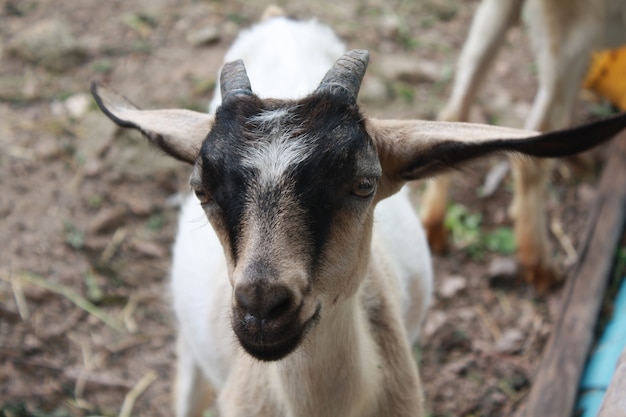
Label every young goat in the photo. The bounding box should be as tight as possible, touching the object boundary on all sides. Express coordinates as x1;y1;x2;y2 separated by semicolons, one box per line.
91;15;626;417
420;0;626;291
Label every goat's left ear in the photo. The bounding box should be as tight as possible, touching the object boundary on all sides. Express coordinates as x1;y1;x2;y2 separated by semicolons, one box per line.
90;81;215;164
367;113;626;196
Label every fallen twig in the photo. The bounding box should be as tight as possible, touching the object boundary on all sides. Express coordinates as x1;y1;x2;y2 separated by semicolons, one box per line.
10;270;30;320
68;332;95;400
0;271;123;331
474;304;503;342
120;295;139;333
118;370;158;417
550;218;578;267
101;227;128;264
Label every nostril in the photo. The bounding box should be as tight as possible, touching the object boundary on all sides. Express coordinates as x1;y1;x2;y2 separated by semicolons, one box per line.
235;288;255;316
266;289;291;320
235;283;294;321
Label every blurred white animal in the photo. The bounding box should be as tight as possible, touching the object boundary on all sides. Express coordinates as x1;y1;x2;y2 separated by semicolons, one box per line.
421;0;626;291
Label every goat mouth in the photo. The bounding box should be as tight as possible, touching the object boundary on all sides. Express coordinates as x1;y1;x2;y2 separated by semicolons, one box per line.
234;304;321;362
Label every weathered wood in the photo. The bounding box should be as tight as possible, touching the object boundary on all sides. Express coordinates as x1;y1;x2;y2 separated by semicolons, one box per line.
518;130;626;417
597;346;626;417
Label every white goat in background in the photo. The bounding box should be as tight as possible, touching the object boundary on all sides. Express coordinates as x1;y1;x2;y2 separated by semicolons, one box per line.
92;13;626;417
420;0;626;291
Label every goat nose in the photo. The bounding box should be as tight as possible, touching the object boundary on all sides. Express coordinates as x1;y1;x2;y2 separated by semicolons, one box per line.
235;283;293;322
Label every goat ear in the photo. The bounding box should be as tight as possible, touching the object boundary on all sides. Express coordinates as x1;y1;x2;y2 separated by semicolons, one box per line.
368;113;626;195
90;81;214;164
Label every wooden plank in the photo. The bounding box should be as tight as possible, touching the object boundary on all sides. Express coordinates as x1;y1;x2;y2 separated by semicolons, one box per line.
518;130;626;417
597;346;626;417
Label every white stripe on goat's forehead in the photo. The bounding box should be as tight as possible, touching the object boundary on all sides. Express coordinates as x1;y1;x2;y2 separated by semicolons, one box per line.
248;107;291;127
201;92;380;264
242;108;313;184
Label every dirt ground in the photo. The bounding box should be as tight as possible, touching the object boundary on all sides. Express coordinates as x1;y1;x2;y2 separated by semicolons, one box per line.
1;0;624;416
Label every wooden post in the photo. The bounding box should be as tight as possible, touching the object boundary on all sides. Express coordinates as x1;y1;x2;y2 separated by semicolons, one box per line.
597;346;626;417
518;130;626;417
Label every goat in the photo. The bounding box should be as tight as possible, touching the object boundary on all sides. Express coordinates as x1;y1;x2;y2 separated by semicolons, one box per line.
420;0;626;291
91;14;626;417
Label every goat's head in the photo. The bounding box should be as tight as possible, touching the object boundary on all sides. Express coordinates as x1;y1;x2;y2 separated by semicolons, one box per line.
193;51;379;360
91;50;626;361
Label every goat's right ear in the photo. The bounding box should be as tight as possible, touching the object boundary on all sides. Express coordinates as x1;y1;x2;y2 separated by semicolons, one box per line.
90;81;215;164
367;112;626;197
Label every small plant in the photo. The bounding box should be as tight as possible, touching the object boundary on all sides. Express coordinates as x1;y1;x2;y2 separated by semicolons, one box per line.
83;270;104;303
484;227;516;254
444;203;516;260
88;194;104;209
92;59;113;74
0;402;75;417
588;101;618;118
394;83;415;102
123;12;158;38
64;221;84;249
145;213;165;232
445;203;482;251
226;12;246;25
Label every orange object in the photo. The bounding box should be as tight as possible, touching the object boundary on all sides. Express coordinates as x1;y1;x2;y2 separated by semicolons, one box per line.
584;46;626;111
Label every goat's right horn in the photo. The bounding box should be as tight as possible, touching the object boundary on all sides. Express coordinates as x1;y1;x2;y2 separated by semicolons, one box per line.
316;49;369;104
220;59;253;101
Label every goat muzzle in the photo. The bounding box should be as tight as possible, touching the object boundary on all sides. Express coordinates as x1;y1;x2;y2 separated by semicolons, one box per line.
232;279;318;361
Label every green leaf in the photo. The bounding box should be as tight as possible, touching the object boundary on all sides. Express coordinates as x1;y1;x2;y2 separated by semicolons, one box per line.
484;227;516;254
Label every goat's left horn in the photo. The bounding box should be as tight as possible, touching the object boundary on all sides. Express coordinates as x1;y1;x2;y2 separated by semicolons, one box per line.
220;59;253;101
316;49;369;104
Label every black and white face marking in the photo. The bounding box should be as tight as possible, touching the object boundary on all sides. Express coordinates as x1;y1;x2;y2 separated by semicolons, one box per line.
193;91;381;360
197;92;380;265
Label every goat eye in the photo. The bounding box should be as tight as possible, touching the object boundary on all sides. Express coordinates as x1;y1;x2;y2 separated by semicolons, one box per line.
352;178;376;198
194;187;211;204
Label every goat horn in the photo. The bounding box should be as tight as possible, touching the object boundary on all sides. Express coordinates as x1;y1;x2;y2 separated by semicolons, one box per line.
220;59;253;101
316;49;369;103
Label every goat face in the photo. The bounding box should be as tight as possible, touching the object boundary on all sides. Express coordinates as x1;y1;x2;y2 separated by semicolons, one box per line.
191;54;380;361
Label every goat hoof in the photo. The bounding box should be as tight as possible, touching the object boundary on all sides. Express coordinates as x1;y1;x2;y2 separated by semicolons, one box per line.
520;262;564;294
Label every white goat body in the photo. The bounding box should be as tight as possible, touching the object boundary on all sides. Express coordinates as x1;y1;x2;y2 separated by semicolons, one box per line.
178;17;432;417
91;13;626;417
420;0;626;291
173;18;433;416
